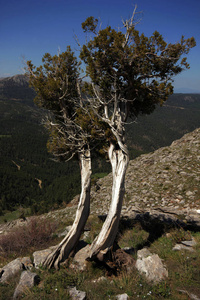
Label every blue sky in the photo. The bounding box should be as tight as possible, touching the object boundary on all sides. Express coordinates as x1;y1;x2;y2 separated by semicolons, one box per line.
1;0;200;92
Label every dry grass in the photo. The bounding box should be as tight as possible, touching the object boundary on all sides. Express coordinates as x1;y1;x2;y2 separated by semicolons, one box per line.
0;217;58;260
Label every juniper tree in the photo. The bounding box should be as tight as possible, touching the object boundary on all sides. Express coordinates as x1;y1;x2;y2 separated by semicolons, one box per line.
80;9;196;261
27;8;196;267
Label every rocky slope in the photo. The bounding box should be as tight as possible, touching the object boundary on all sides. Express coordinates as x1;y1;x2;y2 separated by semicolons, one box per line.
90;127;200;216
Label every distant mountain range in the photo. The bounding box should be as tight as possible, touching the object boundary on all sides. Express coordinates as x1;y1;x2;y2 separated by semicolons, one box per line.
174;87;200;94
1;74;199;94
0;74;35;103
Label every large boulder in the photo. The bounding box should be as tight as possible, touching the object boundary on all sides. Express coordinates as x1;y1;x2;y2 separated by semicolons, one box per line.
0;257;32;283
13;270;40;299
135;248;168;284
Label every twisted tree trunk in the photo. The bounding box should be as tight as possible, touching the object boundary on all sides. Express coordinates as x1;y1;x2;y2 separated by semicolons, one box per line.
43;149;92;269
87;143;129;261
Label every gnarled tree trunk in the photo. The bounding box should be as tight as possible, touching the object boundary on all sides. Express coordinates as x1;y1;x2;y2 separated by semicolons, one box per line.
43;148;92;269
87;143;129;261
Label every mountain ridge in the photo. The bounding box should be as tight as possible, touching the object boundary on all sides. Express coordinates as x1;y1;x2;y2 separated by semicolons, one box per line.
1;74;200;94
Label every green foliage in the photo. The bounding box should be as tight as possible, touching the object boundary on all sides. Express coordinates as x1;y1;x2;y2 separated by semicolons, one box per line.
27;46;80;112
152;281;171;298
0;274;21;300
80;15;196;120
84;215;104;244
118;226;149;252
27;46;91;162
170;228;192;243
42;269;77;294
82;16;98;33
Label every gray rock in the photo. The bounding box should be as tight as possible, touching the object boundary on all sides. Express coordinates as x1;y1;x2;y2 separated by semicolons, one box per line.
137;248;152;259
33;246;56;268
116;293;129;299
172;244;195;252
13;270;40;299
0;257;32;283
181;238;197;247
178;289;200;300
21;257;33;270
70;244;90;271
136;249;168;283
58;225;72;237
92;276;107;283
68;286;86;300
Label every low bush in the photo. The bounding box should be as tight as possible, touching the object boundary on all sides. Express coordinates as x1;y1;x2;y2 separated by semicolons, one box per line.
0;217;58;258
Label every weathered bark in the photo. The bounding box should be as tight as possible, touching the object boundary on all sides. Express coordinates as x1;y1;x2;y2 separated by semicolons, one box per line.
43;149;91;269
88;143;129;260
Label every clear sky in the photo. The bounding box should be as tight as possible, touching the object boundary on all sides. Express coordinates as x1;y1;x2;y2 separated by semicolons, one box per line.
1;0;200;92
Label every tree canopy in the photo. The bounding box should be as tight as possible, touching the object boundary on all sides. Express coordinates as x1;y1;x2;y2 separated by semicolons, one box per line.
80;13;196;121
27;11;196;159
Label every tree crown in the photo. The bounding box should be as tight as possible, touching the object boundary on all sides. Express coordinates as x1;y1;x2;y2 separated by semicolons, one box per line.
27;9;196;158
80;15;196;119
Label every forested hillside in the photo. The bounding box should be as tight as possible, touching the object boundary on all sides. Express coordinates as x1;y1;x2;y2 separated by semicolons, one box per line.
0;75;200;217
126;93;200;157
0;76;82;215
